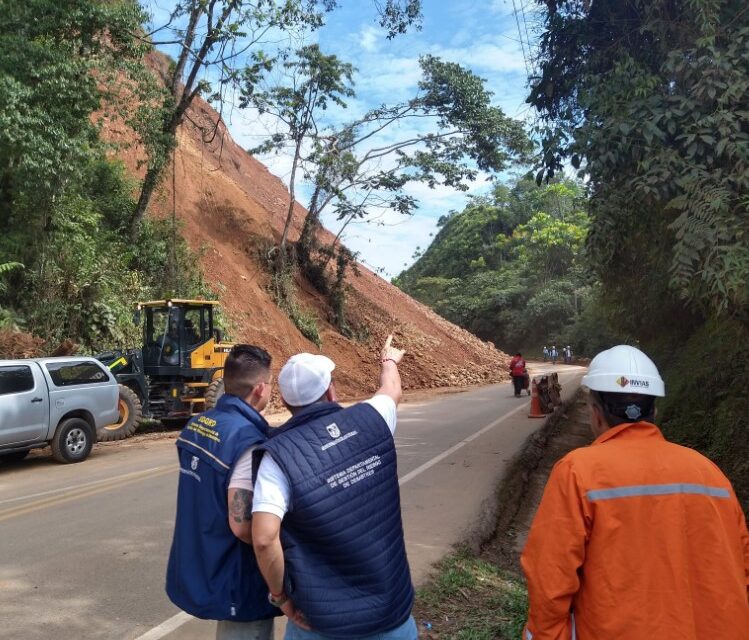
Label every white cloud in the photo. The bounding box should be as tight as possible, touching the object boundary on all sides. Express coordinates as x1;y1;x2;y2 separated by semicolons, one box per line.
432;39;528;75
355;55;423;100
358;25;382;53
489;0;509;14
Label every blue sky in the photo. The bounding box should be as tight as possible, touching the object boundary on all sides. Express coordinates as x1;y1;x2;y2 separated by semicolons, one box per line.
146;1;539;278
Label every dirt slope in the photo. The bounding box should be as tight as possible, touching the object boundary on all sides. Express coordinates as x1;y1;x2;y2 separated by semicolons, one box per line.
104;65;510;399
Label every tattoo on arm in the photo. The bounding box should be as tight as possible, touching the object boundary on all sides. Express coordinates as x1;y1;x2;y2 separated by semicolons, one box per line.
230;489;253;524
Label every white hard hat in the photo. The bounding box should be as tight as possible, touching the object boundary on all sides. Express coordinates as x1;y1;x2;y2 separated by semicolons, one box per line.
278;353;336;407
582;345;665;397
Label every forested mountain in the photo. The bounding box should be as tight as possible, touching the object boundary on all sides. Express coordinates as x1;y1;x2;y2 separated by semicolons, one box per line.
396;177;620;354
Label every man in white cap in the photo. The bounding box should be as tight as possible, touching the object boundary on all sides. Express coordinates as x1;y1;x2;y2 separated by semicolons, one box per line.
521;344;749;640
251;336;417;640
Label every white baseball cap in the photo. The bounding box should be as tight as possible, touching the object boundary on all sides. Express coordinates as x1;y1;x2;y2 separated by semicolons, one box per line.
278;353;336;407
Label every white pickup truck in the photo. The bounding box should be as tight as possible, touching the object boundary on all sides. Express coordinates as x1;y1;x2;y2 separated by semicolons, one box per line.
0;357;120;463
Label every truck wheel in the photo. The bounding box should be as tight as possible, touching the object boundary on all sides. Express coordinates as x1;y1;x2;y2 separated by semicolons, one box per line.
99;385;143;442
204;378;225;410
51;418;94;463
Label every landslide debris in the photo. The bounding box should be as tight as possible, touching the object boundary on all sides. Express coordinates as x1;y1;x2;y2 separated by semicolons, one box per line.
100;52;510;398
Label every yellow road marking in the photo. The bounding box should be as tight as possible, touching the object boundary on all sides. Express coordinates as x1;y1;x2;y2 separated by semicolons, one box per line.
0;466;174;523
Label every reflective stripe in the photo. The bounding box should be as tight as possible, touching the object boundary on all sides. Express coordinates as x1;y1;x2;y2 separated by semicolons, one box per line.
177;437;230;470
571;612;576;640
524;629;533;640
587;483;730;501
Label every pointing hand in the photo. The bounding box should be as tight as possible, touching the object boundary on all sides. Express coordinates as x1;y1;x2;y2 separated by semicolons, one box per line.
381;334;405;364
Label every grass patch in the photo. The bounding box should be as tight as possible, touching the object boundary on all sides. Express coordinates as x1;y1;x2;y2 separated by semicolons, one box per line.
287;303;321;348
264;247;322;348
414;547;527;639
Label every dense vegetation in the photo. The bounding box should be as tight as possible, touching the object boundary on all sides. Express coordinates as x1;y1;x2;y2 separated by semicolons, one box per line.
0;1;211;352
396;177;623;355
528;0;749;508
400;0;749;507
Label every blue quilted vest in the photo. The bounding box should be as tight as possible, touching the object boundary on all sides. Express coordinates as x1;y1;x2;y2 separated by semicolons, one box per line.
166;394;279;622
256;402;414;637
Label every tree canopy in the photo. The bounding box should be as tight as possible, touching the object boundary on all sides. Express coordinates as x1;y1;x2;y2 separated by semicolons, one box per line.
529;0;749;320
395;177;602;350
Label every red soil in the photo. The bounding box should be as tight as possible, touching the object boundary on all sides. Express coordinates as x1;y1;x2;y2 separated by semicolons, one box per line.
100;57;510;400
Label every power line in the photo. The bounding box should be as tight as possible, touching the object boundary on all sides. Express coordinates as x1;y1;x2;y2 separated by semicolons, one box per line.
511;0;532;79
519;0;535;75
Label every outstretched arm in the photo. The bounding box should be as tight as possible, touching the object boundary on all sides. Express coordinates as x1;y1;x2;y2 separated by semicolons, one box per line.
375;334;405;406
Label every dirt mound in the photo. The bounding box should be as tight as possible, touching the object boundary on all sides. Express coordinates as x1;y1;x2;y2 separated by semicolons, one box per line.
104;55;510;398
0;330;46;359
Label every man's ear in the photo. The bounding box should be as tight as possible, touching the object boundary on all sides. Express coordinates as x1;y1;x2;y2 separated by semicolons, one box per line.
325;383;337;403
589;401;608;437
246;383;263;408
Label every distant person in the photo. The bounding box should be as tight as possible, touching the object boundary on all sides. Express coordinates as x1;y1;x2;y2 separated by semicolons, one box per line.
160;321;181;365
563;345;572;364
184;318;200;347
166;345;279;640
550;345;558;365
251;336;417;640
521;345;749;639
509;352;528;398
542;346;549;362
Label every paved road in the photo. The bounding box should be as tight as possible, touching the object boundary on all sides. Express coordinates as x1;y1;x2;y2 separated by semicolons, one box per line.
0;364;584;640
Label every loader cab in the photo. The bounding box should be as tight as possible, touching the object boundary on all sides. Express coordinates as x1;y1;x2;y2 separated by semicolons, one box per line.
138;300;218;374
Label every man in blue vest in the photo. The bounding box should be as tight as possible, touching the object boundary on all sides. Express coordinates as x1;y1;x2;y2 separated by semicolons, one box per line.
166;345;280;640
251;336;417;640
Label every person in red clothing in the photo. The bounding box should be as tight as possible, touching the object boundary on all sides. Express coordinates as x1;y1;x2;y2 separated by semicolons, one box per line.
509;352;528;397
521;344;749;640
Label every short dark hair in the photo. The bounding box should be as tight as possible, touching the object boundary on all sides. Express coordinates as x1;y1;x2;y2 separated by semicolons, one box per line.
223;344;272;398
590;390;655;427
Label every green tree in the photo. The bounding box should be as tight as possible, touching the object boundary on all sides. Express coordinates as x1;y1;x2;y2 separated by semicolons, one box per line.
244;44;356;250
0;0;145;233
305;56;531;266
128;0;424;237
529;0;749;505
528;0;749;318
512;210;587;283
396;178;590;349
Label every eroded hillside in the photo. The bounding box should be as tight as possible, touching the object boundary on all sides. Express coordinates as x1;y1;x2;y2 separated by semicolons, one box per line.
103;63;510;399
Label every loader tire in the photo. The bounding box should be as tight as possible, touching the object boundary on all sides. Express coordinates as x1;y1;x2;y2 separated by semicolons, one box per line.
205;378;225;410
99;385;142;441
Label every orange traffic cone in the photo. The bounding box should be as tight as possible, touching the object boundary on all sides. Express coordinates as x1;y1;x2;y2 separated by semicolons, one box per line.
528;378;546;418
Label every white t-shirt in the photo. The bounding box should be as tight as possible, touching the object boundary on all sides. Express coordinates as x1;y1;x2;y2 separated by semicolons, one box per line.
251;395;397;519
228;445;257;492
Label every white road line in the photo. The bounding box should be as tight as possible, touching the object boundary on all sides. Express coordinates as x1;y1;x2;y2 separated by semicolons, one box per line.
133;612;193;640
0;466;169;506
135;373;580;640
399;401;530;486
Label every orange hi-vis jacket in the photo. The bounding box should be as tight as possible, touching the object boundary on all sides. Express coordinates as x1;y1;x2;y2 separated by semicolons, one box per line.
521;421;749;640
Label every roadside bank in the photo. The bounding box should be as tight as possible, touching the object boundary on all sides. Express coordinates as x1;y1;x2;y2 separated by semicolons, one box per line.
414;390;593;638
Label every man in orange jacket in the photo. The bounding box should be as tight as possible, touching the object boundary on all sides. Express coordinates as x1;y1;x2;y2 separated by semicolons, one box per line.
521;345;749;639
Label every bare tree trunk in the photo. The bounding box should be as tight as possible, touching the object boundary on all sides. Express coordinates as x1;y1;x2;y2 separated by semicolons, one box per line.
322;214;354;269
129;1;239;238
280;137;304;250
130;158;167;238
